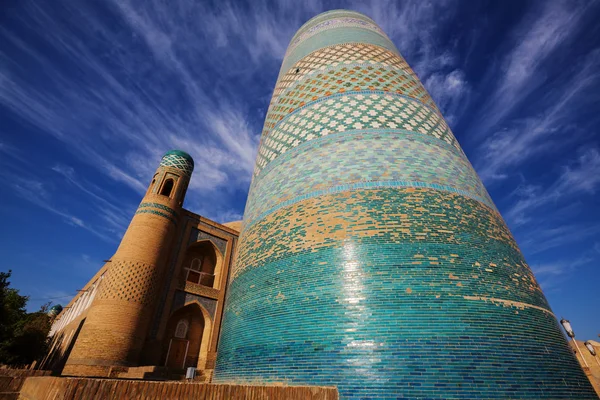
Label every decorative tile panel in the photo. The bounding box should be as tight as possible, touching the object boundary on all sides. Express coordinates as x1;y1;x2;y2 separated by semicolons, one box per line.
285;17;389;58
135;202;178;225
171;290;217;319
138;202;178;218
189;228;228;255
262;64;438;141
246;132;494;227
280;28;400;77
254;93;453;177
272;43;413;105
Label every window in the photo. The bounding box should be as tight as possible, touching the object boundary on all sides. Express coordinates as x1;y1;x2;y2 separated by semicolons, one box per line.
184;256;215;287
160;178;174;197
174;319;188;339
147;175;158;196
185;257;203;284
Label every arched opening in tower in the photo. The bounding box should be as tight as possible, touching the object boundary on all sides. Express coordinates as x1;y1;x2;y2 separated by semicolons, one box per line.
160;178;174;197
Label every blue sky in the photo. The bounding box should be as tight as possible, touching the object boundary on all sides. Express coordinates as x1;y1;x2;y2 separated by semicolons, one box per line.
1;0;599;339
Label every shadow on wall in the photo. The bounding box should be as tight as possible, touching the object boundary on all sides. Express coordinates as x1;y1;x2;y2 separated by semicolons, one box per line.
37;319;85;375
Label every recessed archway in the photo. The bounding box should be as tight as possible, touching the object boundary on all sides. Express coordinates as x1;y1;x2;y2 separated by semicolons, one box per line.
160;178;175;197
163;303;212;370
182;240;224;289
162;301;213;370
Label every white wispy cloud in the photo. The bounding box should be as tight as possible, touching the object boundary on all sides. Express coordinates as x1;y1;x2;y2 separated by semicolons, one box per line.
0;139;127;241
474;0;590;135
0;0;267;225
7;175;116;243
0;141;27;163
476;48;600;182
531;253;593;291
51;164;133;233
357;0;470;124
505;147;600;225
359;0;458;75
1;0;473;227
519;223;600;255
1;0;597;234
424;69;470;124
554;147;600;194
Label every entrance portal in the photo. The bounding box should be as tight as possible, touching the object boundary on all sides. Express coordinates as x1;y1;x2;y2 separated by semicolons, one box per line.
163;304;205;369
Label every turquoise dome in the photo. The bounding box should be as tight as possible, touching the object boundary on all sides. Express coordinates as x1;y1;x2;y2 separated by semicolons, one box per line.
160;150;194;176
48;304;63;316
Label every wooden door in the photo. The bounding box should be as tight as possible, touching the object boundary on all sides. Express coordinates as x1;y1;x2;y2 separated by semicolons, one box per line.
166;338;188;368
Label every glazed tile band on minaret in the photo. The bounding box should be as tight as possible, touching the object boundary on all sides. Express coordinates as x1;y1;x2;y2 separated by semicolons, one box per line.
213;10;597;399
62;150;194;377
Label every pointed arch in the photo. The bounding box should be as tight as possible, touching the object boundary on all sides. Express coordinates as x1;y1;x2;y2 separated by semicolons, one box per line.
160;178;175;197
183;239;225;290
165;301;213;370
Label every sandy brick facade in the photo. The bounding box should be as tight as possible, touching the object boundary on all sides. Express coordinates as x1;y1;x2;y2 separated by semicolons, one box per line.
43;151;239;380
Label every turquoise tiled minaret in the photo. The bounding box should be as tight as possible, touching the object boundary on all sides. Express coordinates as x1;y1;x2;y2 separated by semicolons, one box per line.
214;10;597;399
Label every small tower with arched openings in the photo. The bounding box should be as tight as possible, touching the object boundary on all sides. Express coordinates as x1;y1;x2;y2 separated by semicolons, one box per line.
63;150;194;377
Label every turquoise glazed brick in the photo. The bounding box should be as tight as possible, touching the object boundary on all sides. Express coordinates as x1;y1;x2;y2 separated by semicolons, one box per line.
213;9;597;399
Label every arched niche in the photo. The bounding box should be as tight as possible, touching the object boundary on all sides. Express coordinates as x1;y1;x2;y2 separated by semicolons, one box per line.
182;240;224;290
162;302;212;370
160;178;175;197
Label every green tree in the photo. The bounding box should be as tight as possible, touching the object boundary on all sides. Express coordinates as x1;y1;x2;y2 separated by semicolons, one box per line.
0;270;51;366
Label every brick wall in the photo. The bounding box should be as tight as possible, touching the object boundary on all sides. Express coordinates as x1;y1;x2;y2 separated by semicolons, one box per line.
570;340;600;397
18;377;338;400
63;156;192;376
0;370;50;400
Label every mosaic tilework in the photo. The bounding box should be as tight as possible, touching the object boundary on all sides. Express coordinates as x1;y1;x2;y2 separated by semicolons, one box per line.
254;93;453;177
215;9;597;399
138;202;178;218
290;10;377;38
159;150;194;177
246;133;494;226
234;189;532;300
286;17;388;58
280;27;399;78
135;202;178;225
262;65;437;143
217;258;593;399
189;228;228;254
171;290;217;319
272;43;412;106
217;189;596;398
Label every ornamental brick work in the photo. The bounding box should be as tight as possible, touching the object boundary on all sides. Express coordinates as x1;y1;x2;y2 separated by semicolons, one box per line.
62;152;195;376
96;260;160;305
213;9;598;399
47;148;238;382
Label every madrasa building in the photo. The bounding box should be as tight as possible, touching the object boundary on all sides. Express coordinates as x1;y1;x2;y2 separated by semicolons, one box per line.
40;10;598;399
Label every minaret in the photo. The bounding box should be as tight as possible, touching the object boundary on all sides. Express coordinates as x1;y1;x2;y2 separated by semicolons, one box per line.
214;10;597;399
63;150;194;377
